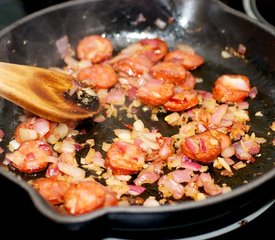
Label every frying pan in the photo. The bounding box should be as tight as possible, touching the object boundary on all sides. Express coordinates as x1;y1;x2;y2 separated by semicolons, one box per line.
0;0;274;236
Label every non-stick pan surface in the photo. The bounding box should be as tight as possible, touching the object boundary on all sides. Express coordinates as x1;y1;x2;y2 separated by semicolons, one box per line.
0;0;274;233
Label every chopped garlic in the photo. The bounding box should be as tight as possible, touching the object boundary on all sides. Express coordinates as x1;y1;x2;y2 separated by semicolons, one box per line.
255;111;263;117
270;121;275;131
221;50;232;58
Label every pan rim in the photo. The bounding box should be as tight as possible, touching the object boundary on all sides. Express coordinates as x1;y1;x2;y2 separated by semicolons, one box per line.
0;165;274;224
0;0;274;38
242;0;275;31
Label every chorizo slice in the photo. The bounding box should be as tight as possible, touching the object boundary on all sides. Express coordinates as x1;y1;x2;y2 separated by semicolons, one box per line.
139;38;168;63
33;177;70;205
164;50;204;70
164;91;199;112
6;140;53;173
150;61;187;85
64;181;106;215
137;82;174;106
212;75;251;103
105;141;145;175
119;38;168;63
76;35;113;63
112;55;153;77
78;64;118;89
181;131;221;163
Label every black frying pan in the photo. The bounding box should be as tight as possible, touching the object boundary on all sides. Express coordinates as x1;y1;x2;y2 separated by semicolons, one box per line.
0;0;274;236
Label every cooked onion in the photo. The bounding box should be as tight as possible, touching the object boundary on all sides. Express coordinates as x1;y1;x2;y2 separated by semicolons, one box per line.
18;128;37;142
143;196;160;207
221;145;235;158
57;162;85;181
127;185;146;196
0;128;4;140
55;35;71;58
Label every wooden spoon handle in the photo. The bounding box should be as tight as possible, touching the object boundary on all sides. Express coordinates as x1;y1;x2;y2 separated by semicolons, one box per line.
0;62;97;122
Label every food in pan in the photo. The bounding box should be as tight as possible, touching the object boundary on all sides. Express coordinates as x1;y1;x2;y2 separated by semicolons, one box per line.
0;35;266;215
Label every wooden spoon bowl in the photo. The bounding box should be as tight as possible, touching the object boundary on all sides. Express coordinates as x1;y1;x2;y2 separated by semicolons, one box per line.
0;62;99;122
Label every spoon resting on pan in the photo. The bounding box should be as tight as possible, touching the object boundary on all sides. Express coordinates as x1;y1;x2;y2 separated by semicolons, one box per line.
0;62;99;122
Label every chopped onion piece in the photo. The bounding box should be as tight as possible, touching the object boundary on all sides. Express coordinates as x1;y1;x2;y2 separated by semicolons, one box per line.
270;122;275;131
154;18;167;29
33;119;50;137
221;50;231;58
249;86;258;99
217;157;232;172
8;139;20;151
46;134;59;145
115;175;132;181
255;111;263;117
128;185;146;196
138;132;160;150
221;145;235;158
102;142;111;152
143;196;160;207
93;152;105;167
181;156;202;171
18;128;37;142
238;43;246;55
60;140;75;153
93;114;106;123
44;156;59;163
55;123;69;139
237;102;249;110
57;162;85;181
106;89;126;106
114;129;132;140
55;35;71;58
0;128;4;140
3;158;10;165
133;119;145;131
165;112;181;125
211;104;228;125
233;161;247;170
170;169;192;183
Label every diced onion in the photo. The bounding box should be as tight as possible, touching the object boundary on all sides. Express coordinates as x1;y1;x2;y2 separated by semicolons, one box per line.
57;162;85;181
154;18;167;29
114;129;132;140
133;119;145;131
8;139;20;151
233;161;247;170
60;140;75;153
0;146;4;154
55;123;69;139
143;196;160;207
55;35;71;58
0;129;5;140
128;185;146;196
18;128;37;141
138;132;160;150
165;112;181;125
221;145;235;158
217;157;232;172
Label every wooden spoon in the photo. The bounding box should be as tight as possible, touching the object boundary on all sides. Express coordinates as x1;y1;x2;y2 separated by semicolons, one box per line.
0;62;99;122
